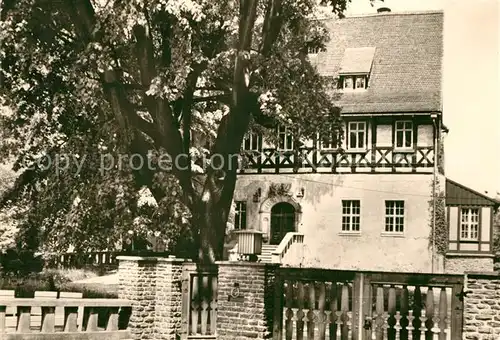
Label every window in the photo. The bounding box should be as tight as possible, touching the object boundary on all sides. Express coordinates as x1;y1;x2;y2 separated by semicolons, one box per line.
234;201;247;230
307;46;324;54
342;200;361;232
341;75;368;90
348;122;366;150
243;132;261;151
395;121;413;149
319;126;338;149
278;125;294;151
385;201;404;233
460;208;479;240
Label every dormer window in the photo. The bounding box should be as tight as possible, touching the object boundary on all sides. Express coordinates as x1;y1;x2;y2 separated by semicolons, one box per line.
338;47;376;91
341;75;368;90
307;46;324;54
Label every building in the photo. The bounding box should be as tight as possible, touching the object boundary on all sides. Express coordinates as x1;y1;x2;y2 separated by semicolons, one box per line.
226;9;499;273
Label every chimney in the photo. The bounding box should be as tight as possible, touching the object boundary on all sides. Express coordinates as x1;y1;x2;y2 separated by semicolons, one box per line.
377;7;391;13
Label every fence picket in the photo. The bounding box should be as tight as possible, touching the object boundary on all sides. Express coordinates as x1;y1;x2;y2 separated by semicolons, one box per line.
41;305;56;332
86;308;98;331
285;282;294;340
329;283;338;339
375;286;384;340
17;306;31;332
318;283;326;340
425;288;434;340
190;275;200;335
200;275;209;335
335;311;342;340
307;282;316;340
382;312;389;340
106;307;119;331
297;282;305;340
394;312;402;340
419;310;427;340
400;286;409;340
340;284;349;340
407;310;415;339
388;286;396;340
413;286;422;338
209;275;217;335
63;307;78;332
438;288;447;340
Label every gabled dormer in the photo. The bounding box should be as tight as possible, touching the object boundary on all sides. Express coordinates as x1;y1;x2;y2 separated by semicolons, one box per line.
337;47;376;92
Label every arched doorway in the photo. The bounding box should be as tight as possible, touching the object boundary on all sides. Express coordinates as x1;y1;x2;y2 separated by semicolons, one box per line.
270;202;296;245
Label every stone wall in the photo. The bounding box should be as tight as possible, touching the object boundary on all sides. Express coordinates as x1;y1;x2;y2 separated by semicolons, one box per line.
117;256;186;340
463;272;500;340
216;262;278;340
445;256;494;274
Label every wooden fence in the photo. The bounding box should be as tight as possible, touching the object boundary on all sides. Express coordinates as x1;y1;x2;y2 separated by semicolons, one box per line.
45;251;119;269
272;268;464;340
0;297;132;339
181;265;218;340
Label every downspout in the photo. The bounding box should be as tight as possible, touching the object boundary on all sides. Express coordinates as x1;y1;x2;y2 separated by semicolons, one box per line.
431;113;440;273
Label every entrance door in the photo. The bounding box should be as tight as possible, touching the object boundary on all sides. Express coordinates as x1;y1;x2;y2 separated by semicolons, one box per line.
270;202;295;245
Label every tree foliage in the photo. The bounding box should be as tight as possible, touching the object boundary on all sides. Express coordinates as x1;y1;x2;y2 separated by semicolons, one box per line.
428;177;447;256
0;0;356;262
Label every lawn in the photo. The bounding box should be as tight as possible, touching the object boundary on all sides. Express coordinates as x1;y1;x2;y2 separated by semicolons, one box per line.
0;268;118;298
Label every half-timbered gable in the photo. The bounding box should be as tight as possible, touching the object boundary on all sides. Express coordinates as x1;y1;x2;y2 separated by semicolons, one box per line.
446;179;499;255
240;11;444;174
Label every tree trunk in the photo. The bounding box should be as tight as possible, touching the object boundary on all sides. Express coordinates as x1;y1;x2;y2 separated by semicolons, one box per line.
192;168;238;264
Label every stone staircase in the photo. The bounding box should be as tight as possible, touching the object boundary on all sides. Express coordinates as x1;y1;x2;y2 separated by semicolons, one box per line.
258;244;277;263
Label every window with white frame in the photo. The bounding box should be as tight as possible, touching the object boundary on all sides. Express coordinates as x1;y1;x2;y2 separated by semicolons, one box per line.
341;75;368;90
460;208;479;240
395;121;413;149
342;200;361;232
385;201;404;233
348;122;366;150
277;125;294;151
234;201;247;230
243;132;261;151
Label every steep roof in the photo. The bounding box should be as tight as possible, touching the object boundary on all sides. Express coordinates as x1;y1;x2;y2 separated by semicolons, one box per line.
310;11;444;114
446;178;500;207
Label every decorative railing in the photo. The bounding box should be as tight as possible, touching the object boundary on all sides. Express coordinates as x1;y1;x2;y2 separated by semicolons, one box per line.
0;297;132;339
181;264;218;339
240;146;434;173
273;268;464;340
271;232;304;264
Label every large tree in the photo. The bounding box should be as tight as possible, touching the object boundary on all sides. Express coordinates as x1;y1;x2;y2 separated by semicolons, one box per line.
0;0;353;263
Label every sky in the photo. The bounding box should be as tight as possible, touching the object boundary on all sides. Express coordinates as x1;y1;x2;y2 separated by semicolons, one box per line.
344;0;500;198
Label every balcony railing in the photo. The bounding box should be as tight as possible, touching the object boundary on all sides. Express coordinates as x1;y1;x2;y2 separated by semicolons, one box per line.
239;146;434;173
271;232;305;264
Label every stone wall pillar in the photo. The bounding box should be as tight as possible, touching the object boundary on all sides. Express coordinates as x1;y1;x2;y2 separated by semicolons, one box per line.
463;272;500;340
216;261;280;340
117;256;187;340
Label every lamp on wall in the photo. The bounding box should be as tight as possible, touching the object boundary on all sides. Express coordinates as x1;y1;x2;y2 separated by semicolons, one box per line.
297;188;305;198
253;188;261;202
